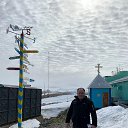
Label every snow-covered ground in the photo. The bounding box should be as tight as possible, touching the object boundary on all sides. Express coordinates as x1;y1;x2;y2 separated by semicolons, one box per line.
97;106;128;128
9;101;128;128
9;119;40;128
41;94;75;118
42;94;128;128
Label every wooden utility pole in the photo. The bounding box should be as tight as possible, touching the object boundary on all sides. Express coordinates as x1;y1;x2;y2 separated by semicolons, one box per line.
48;51;50;96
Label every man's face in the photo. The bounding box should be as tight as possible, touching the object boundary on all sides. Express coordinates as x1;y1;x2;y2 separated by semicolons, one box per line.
77;88;85;100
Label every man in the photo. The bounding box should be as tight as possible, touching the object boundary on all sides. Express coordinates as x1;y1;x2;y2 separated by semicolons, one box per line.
65;88;97;128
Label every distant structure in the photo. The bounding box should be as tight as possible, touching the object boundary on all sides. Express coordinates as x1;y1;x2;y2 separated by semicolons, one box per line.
105;71;128;105
88;64;111;109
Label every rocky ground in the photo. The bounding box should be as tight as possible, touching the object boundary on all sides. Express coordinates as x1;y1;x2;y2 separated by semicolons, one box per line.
37;109;69;128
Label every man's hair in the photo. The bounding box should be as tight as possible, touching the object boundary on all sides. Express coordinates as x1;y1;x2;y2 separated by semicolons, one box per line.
77;88;85;92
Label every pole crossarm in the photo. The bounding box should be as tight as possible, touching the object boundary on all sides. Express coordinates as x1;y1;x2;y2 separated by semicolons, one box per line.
23;50;39;53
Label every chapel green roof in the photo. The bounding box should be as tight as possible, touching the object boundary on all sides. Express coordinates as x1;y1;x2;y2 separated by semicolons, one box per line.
105;71;128;83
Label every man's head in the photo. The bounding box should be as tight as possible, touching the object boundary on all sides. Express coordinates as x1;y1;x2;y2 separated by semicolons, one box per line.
77;88;85;100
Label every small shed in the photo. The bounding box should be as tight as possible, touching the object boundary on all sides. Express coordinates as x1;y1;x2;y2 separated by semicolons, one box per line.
88;74;111;109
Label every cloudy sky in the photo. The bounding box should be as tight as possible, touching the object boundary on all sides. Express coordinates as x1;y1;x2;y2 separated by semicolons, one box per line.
0;0;128;90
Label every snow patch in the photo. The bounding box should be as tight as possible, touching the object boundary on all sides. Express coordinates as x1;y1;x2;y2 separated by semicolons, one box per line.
97;106;128;128
9;119;40;128
41;94;74;118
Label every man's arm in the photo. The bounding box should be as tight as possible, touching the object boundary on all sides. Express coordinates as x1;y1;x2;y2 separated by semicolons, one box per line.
89;101;97;127
65;102;73;123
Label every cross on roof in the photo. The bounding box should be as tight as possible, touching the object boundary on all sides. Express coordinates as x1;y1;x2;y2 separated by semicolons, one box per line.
95;64;103;74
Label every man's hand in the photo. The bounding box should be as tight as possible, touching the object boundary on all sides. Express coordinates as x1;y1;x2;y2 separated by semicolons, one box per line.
65;123;70;128
91;125;96;128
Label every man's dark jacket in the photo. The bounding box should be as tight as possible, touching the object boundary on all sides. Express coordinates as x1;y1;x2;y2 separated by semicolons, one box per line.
65;96;97;128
